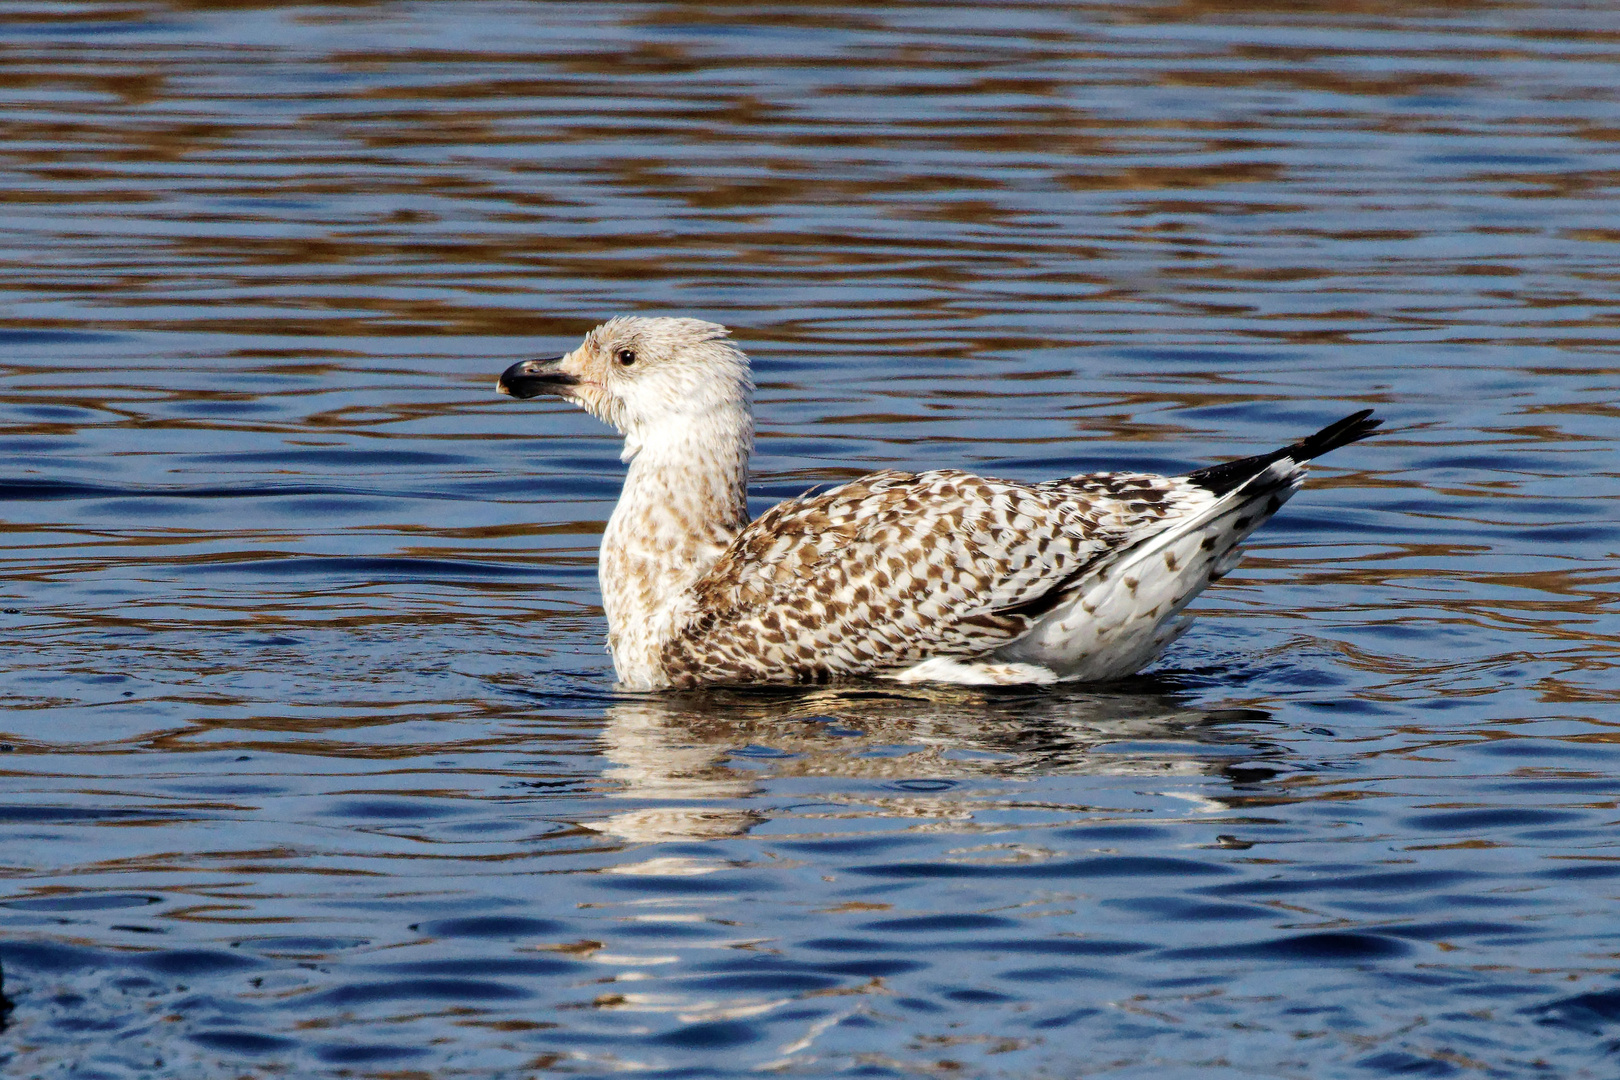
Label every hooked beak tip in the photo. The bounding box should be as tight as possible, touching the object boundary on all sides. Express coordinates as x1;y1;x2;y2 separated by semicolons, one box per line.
497;355;577;400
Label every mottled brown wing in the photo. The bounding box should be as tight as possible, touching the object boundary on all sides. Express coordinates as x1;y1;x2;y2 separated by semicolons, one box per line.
656;468;1192;686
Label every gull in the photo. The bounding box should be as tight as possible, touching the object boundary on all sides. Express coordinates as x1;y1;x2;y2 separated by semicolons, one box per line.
498;317;1378;691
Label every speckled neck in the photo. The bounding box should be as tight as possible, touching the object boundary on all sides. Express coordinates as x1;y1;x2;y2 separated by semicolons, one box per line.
598;406;752;689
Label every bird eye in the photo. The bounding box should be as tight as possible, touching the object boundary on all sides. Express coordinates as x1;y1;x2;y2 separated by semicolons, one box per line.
614;348;636;366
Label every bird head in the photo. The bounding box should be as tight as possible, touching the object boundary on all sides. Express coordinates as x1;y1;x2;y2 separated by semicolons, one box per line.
498;316;753;458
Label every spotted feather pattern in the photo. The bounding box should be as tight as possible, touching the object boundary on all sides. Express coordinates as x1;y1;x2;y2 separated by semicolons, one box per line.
655;468;1216;687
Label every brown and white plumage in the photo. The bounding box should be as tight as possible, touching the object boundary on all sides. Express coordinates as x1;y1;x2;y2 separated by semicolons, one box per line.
498;317;1379;691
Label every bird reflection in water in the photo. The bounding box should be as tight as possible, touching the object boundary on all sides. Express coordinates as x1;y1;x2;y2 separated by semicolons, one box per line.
589;680;1279;842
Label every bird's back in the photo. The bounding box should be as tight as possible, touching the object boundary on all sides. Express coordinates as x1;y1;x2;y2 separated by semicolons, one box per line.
655;467;1218;687
652;410;1380;688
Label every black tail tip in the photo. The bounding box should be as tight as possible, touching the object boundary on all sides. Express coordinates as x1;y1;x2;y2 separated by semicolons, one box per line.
1184;408;1381;496
1294;408;1382;462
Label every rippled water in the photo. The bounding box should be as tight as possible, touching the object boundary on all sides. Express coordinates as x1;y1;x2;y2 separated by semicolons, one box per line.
1;1;1618;1076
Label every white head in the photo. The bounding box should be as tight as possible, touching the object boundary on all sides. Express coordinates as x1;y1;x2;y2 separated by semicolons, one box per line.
498;316;753;461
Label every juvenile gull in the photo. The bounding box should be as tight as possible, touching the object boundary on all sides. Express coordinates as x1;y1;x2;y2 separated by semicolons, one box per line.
498;317;1379;691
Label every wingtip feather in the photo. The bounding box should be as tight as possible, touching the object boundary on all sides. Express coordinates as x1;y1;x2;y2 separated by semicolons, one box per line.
1184;408;1380;496
1290;408;1382;462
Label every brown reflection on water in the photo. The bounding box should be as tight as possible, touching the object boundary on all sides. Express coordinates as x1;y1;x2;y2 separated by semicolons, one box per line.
592;685;1275;840
0;5;1618;1075
1139;0;1499;18
0;0;1605;351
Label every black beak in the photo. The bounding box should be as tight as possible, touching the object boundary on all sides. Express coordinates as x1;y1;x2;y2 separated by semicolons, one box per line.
497;355;578;399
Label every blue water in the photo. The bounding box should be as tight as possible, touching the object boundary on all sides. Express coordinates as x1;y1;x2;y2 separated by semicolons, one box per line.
1;1;1618;1077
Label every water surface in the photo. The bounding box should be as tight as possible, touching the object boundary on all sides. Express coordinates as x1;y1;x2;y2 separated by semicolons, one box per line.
1;1;1618;1077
